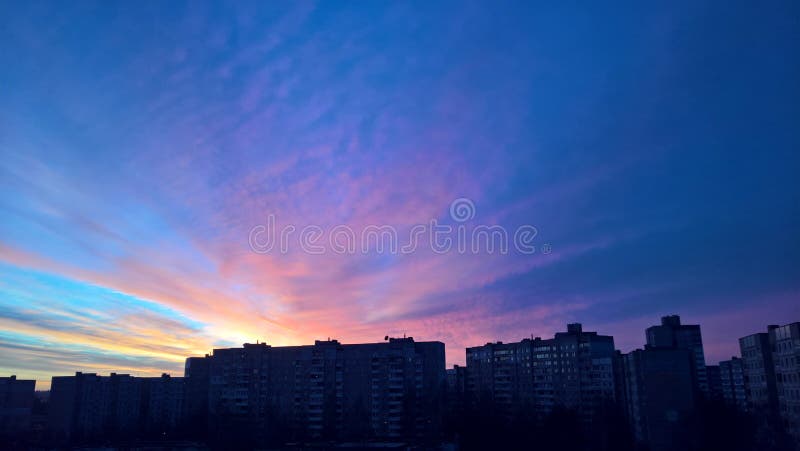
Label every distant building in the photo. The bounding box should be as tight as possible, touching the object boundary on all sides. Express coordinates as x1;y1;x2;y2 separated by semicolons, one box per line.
49;372;117;442
719;357;748;411
465;340;530;416
202;337;445;444
770;322;800;444
0;375;36;438
646;315;709;396
617;347;695;451
533;323;616;419
465;324;616;421
445;365;466;414
612;350;628;410
183;355;210;432
707;365;722;400
47;372;185;444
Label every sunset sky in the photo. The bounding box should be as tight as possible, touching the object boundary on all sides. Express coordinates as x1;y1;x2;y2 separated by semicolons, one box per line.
1;1;798;389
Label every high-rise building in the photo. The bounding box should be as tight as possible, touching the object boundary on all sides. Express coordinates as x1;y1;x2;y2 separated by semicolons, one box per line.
646;315;708;395
534;323;616;419
0;375;35;438
47;372;184;444
142;373;185;436
183;355;210;432
617;347;695;451
465;324;616;420
719;357;748;411
739;329;779;416
203;337;445;444
770;322;800;444
465;340;531;416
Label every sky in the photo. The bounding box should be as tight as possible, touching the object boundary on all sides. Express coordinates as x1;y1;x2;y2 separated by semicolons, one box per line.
1;1;798;389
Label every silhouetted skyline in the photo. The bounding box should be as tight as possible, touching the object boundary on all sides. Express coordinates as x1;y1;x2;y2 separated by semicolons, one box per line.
3;316;799;450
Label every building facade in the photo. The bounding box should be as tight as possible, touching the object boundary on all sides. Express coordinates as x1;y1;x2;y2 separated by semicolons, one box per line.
183;355;210;431
707;364;722;400
771;322;800;444
465;340;531;416
142;374;185;435
0;375;35;438
719;357;748;411
646;315;709;396
47;372;185;444
445;364;466;414
202;337;445;444
617;347;695;451
465;324;616;421
533;323;616;419
739;330;780;416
